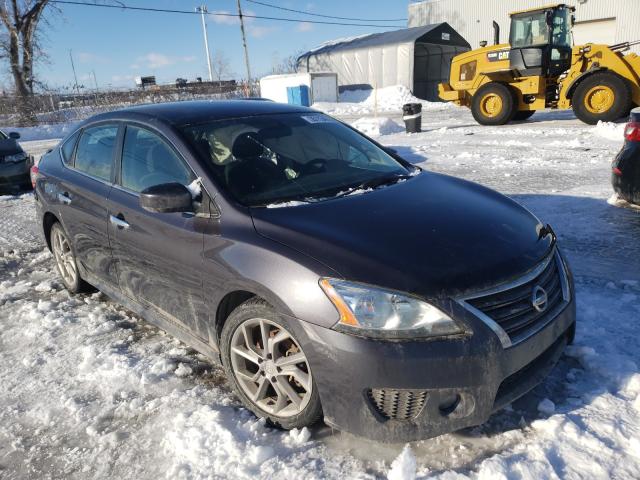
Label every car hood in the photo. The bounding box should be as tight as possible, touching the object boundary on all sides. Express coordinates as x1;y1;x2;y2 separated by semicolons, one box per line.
0;139;24;157
250;172;554;299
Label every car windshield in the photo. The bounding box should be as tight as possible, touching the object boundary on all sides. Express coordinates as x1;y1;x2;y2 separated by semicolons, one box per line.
0;130;7;140
181;112;413;206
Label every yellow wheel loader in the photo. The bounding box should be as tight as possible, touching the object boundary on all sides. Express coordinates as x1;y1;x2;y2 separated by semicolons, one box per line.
438;4;640;125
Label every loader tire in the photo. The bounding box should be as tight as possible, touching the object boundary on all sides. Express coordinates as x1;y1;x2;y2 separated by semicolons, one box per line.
572;72;632;125
513;110;536;121
471;83;517;126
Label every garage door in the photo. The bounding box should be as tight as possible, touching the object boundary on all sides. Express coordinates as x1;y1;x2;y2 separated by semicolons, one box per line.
573;18;617;46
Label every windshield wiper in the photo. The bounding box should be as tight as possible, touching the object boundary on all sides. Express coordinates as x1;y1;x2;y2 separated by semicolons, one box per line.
335;174;412;198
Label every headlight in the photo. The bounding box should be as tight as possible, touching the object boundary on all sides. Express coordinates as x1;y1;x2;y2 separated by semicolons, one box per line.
320;278;464;339
5;152;28;163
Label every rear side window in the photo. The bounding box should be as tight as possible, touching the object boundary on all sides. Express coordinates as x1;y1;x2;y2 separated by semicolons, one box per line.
120;125;194;193
74;125;118;182
61;130;80;166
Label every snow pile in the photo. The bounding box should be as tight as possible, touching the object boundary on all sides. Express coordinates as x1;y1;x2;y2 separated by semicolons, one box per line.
387;444;417;480
593;120;626;142
351;117;404;137
314;85;451;116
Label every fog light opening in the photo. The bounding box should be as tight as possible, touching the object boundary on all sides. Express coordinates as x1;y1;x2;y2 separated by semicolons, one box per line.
438;394;462;416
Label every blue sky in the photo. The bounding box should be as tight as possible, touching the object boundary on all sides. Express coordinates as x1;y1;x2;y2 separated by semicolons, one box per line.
34;0;409;91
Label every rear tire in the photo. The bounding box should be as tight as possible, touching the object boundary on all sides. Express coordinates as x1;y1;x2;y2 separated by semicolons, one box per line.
471;83;517;126
49;222;93;293
220;298;323;430
513;110;536;121
572;72;632;125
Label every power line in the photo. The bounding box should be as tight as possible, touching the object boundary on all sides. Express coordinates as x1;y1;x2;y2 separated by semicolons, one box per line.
245;0;407;22
48;1;405;28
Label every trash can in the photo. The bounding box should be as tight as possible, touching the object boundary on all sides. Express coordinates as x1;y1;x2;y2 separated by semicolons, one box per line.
402;103;422;133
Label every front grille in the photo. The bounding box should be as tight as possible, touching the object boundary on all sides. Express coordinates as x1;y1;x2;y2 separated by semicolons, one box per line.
367;388;427;421
463;251;568;345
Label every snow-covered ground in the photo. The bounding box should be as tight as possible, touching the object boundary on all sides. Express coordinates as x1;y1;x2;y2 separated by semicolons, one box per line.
1;98;640;479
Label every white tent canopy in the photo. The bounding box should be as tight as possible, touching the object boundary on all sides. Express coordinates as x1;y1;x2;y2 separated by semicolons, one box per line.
297;24;470;101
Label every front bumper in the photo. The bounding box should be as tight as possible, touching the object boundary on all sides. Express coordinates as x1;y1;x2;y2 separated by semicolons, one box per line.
287;272;576;443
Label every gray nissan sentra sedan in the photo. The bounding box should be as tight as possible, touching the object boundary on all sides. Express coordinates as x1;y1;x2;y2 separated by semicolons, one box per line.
33;101;576;442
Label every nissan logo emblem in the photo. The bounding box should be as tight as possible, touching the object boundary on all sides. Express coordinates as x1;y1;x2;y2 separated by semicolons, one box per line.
531;285;548;313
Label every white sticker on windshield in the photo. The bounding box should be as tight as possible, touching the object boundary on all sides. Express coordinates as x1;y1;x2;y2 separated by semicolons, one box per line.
301;114;334;124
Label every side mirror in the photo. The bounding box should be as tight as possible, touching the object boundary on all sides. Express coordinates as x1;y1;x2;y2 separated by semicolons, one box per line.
140;182;193;213
9;132;20;139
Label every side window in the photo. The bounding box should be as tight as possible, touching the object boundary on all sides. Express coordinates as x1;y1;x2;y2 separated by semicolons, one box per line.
121;125;194;193
61;130;80;166
74;125;118;181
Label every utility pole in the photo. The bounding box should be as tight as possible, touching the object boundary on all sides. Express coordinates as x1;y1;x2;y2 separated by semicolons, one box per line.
92;70;100;105
196;5;214;82
237;0;252;90
92;70;99;91
69;49;80;95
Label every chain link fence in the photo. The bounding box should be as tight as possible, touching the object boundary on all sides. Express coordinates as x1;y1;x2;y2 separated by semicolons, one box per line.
0;81;258;127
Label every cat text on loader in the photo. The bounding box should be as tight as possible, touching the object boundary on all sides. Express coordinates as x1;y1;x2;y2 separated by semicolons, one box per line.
438;4;640;125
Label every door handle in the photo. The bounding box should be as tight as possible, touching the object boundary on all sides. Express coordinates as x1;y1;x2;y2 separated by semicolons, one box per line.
58;192;71;205
110;214;130;230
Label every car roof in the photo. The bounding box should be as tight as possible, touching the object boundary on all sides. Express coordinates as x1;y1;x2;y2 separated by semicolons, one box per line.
87;100;316;127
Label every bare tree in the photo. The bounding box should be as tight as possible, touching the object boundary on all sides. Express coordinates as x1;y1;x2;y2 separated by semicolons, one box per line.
0;0;51;124
211;49;232;84
270;50;303;75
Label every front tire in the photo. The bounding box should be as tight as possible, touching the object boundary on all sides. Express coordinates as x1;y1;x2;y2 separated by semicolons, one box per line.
572;72;632;125
220;298;323;430
471;82;517;126
50;222;92;293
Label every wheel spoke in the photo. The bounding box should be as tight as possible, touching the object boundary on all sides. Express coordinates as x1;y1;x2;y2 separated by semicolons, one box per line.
231;346;261;365
237;369;261;383
241;324;262;358
270;382;290;413
259;320;270;354
280;365;310;391
274;352;305;367
252;376;269;402
275;377;301;408
268;329;291;355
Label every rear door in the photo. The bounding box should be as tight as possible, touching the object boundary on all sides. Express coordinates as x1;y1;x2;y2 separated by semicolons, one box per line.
57;123;120;286
108;123;208;335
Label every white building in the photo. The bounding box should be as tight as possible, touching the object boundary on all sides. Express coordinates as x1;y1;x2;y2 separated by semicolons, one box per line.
408;0;640;53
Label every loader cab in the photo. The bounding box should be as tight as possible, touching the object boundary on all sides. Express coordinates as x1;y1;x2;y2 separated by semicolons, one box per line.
508;4;574;77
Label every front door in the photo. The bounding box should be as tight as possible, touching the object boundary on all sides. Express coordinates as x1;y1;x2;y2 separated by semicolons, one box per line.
108;124;207;335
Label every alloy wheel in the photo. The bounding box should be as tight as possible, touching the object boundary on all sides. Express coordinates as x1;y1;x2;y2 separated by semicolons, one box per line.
51;228;77;287
229;318;312;418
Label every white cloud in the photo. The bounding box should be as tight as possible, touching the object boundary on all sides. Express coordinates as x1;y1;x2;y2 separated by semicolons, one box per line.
208;8;277;38
210;10;239;25
250;25;278;38
134;53;196;70
140;52;172;68
111;74;134;85
296;22;313;32
76;52;108;64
